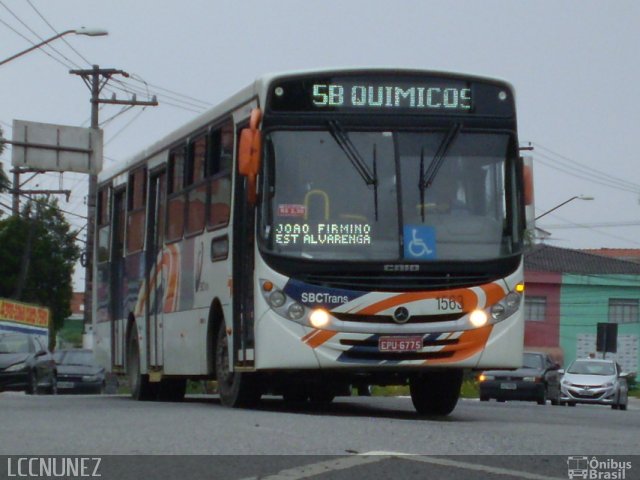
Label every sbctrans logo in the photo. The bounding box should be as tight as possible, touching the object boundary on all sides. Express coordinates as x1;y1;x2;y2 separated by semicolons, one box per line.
567;456;632;480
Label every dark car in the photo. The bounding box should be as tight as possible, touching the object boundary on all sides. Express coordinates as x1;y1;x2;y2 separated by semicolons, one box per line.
0;332;57;394
53;349;106;394
478;351;561;405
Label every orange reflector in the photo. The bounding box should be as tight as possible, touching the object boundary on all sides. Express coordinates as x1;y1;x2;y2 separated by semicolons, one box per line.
262;281;274;292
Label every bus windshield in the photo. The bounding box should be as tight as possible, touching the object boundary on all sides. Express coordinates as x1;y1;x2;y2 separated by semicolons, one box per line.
260;128;519;262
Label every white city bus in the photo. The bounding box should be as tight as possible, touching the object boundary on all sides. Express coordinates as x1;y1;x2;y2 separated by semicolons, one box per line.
93;68;531;415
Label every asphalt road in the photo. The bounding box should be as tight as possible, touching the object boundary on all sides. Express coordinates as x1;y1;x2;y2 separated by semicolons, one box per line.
1;392;639;479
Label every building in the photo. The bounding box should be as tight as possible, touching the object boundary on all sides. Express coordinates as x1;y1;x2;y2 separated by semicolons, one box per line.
524;245;640;374
583;248;640;264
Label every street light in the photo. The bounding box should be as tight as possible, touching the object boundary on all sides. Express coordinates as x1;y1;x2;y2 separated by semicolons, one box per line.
0;28;108;67
535;195;594;221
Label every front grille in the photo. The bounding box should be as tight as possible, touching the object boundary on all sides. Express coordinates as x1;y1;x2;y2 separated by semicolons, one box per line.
297;272;497;292
332;312;465;324
571;392;605;400
342;350;455;361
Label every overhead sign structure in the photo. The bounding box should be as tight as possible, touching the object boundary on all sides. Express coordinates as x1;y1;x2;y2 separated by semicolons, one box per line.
11;119;103;174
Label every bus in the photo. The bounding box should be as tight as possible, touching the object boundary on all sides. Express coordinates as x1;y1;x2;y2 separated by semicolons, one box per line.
93;68;532;415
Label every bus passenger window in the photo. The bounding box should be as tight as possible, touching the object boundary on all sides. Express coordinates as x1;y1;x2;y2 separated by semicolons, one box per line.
207;120;233;230
188;136;206;186
186;136;207;235
126;168;146;253
169;148;186;194
167;147;186;242
97;186;111;263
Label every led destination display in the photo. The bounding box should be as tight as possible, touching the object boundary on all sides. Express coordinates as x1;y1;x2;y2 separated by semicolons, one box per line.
310;84;471;111
269;73;515;117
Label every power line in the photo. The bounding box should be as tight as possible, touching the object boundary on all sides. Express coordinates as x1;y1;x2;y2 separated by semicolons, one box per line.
525;141;640;195
534;152;639;194
0;1;80;70
25;0;91;67
537;209;640;247
128;73;212;108
531;142;640;192
543;221;640;230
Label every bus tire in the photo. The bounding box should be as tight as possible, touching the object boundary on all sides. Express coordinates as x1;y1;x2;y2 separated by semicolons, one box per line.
128;331;157;401
215;322;261;407
410;369;463;416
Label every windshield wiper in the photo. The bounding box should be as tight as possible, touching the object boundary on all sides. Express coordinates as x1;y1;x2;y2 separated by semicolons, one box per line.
418;123;462;221
327;120;379;220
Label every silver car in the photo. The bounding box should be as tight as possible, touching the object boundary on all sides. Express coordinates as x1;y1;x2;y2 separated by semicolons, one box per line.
560;359;629;410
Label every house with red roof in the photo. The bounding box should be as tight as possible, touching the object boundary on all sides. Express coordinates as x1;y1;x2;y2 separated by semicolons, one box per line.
524;245;640;374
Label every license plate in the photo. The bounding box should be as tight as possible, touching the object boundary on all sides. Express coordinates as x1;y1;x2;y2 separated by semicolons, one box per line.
378;336;423;352
57;382;75;389
500;383;517;390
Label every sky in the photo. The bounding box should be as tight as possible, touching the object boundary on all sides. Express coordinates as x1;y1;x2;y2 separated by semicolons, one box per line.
1;0;639;290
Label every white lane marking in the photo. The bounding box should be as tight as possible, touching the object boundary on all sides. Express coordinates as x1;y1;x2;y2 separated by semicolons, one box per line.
239;452;565;480
237;455;389;480
364;451;565;480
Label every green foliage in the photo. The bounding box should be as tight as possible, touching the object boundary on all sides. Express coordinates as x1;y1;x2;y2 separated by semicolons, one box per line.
57;319;84;347
0;126;9;193
0;197;81;348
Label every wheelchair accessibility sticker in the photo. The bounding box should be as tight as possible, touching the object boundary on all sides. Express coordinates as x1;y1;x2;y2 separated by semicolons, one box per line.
404;226;436;259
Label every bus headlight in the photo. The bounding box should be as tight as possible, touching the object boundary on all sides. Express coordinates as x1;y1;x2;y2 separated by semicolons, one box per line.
268;291;286;308
309;309;330;328
287;303;305;320
470;309;488;327
489;290;522;322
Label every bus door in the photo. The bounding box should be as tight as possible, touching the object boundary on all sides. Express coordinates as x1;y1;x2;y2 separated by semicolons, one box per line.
145;169;166;368
110;188;126;368
232;121;255;369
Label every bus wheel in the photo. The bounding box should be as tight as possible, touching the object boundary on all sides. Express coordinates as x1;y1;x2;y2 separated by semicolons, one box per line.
215;323;261;407
128;332;157;401
410;369;463;416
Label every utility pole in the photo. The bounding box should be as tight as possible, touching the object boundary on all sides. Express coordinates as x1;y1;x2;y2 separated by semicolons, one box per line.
70;65;157;345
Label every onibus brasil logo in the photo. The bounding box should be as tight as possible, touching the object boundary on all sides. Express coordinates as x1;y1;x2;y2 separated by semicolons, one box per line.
567;456;632;480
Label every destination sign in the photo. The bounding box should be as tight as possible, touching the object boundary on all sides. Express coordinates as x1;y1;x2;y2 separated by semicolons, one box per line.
268;73;515;117
310;83;471;111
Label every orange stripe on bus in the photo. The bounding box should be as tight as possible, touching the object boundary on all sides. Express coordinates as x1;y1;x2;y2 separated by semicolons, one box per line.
355;289;478;316
480;283;506;308
301;330;320;343
427;325;492;365
304;329;337;349
163;244;180;313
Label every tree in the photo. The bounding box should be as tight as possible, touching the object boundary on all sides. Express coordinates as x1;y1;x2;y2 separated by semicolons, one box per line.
0;196;81;348
0;126;9;194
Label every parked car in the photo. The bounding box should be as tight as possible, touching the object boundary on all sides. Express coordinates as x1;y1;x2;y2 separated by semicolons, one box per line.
478;351;561;405
560;358;629;410
53;349;107;394
0;332;57;394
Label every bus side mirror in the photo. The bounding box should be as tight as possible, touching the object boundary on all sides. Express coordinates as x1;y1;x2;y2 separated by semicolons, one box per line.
238;108;263;205
523;162;534;206
519;156;535;234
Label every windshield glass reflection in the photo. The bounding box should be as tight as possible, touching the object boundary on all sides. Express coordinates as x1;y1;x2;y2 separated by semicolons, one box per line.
261;129;517;262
